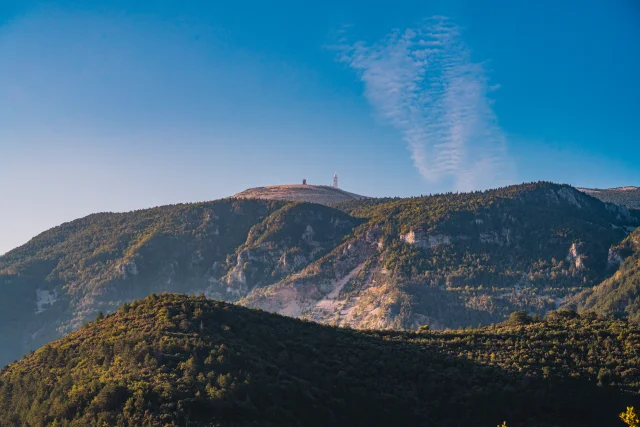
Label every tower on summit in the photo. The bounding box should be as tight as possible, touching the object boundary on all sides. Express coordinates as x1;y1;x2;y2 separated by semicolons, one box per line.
333;172;338;188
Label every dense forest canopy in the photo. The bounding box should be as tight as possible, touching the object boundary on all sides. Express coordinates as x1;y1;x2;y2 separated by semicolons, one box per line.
0;294;638;427
567;227;640;321
578;187;640;209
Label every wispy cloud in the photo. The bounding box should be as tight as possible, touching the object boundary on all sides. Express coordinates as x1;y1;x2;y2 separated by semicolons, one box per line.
335;17;513;191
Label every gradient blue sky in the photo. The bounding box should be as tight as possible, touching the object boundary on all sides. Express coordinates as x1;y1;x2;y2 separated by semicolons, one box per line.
1;0;639;254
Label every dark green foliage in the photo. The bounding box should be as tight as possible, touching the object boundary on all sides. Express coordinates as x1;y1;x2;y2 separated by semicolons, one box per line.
0;199;357;366
506;310;532;325
567;228;640;321
0;294;637;427
261;182;640;329
579;187;640;209
2;181;639;368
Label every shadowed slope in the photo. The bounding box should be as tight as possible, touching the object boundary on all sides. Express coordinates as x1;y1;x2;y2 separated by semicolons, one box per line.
578;186;640;209
567;227;640;321
0;294;637;426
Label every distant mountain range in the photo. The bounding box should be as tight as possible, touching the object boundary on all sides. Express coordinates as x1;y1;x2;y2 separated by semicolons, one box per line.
1;181;639;367
578;186;640;209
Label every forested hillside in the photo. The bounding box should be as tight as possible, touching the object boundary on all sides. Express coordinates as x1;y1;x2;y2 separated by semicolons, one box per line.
566;227;640;321
2;182;638;368
578;186;640;209
0;199;358;366
244;182;639;329
0;294;637;427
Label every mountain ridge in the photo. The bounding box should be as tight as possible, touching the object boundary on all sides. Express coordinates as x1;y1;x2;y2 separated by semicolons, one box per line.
577;186;640;209
1;181;640;367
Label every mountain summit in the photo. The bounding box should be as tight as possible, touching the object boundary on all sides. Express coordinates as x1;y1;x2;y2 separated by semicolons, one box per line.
234;184;366;205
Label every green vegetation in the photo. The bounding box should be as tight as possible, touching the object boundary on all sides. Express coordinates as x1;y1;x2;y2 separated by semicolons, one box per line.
578;187;640;209
2;181;639;369
621;407;640;427
0;294;638;426
567;227;640;321
0;198;357;366
245;182;640;329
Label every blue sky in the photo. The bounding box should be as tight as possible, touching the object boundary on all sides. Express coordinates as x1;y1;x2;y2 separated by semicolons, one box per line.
1;0;639;254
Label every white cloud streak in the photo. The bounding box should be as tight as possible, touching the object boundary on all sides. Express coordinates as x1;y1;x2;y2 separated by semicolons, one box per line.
336;17;513;191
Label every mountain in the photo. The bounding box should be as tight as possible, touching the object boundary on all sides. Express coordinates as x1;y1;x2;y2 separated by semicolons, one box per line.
234;184;366;205
0;294;637;427
2;182;639;367
242;182;639;329
578;186;640;209
566;227;640;321
0;199;359;366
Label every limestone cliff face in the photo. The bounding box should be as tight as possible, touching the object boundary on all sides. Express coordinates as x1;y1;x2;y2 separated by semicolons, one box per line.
205;203;359;301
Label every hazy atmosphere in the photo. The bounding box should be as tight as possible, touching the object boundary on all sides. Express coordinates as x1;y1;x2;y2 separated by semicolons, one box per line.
1;0;638;255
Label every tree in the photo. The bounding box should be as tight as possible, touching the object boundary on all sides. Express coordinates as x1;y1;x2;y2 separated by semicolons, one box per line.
620;407;640;427
507;311;531;326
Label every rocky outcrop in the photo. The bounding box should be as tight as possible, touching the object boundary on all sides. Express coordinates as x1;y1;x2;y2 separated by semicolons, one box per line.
566;243;586;270
607;247;623;269
400;230;451;249
117;261;139;278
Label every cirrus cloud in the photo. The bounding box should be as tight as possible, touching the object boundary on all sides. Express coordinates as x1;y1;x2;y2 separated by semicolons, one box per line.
336;17;513;191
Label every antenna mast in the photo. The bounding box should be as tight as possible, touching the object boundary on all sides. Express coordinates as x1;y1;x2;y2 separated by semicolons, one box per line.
333;172;339;188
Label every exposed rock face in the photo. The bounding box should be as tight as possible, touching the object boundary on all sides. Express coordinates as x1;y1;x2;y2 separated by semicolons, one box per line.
606;203;633;222
400;230;451;249
607;248;623;269
240;235;385;328
206;203;359;302
546;187;585;208
566;243;586;270
556;187;583;208
35;289;58;314
117;262;139;278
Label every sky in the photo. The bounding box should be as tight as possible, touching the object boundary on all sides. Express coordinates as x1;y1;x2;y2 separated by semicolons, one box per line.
1;0;639;255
